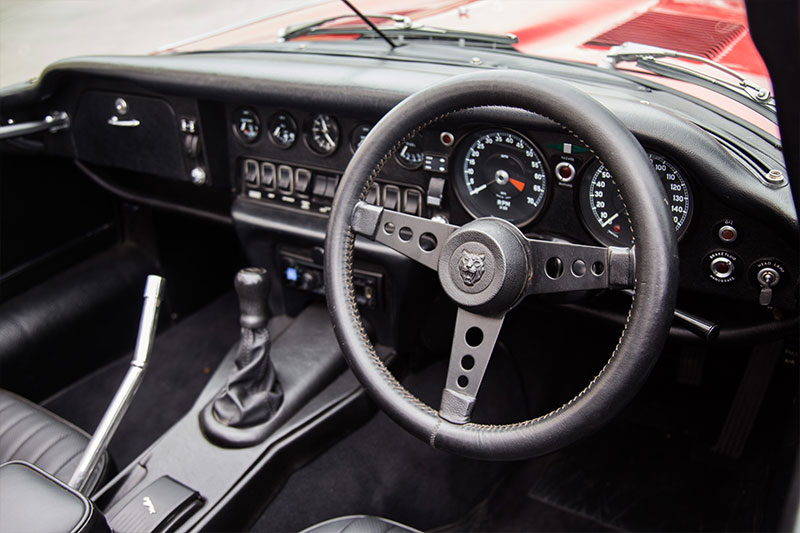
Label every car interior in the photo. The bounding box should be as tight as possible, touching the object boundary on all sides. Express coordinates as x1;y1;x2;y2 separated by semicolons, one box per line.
0;1;798;532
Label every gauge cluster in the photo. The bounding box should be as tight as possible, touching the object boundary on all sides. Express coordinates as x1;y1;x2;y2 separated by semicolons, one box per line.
231;105;699;249
423;121;697;251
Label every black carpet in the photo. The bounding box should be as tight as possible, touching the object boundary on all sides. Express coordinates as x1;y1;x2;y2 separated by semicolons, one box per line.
42;292;240;468
251;346;529;532
449;347;796;532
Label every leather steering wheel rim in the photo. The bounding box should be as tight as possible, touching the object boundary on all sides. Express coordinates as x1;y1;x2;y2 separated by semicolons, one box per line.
324;70;679;461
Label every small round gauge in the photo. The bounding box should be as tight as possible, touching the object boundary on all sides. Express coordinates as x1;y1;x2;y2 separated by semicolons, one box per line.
268;111;297;148
395;134;424;169
351;124;372;151
578;152;693;247
453;129;549;226
233;108;260;143
305;114;340;156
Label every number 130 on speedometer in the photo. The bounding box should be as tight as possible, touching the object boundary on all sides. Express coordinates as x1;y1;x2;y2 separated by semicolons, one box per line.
578;152;693;247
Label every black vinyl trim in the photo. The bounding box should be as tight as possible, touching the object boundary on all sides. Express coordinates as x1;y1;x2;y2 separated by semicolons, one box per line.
74;160;232;226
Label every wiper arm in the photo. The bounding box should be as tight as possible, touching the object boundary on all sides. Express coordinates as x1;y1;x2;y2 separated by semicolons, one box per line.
278;8;517;51
341;0;398;48
386;27;518;49
599;42;775;119
278;13;409;47
281;23;517;49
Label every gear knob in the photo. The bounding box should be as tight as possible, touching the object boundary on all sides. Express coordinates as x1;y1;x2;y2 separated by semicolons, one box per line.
235;267;270;329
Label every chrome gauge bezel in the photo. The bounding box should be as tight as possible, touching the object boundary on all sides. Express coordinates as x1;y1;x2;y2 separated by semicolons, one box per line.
350;123;372;152
267;111;298;149
452;128;550;227
395;133;425;170
577;151;693;247
304;114;340;156
233;107;261;144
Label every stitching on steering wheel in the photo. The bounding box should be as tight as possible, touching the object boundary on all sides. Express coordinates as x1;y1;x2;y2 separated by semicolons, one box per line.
341;104;638;432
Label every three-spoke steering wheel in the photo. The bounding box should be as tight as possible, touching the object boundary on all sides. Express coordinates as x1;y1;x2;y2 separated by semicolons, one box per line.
324;70;679;460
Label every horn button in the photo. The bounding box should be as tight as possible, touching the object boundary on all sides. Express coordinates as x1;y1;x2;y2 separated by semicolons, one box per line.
438;218;530;314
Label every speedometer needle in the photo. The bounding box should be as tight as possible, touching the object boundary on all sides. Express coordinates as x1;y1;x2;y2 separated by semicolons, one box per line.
600;212;620;228
470;183;488;196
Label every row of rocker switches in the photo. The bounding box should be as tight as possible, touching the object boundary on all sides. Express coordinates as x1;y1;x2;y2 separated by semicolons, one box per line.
365;183;422;216
243;159;336;199
243;158;421;215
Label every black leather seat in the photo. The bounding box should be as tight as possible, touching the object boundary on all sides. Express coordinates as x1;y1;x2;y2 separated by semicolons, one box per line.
0;461;110;533
0;389;109;494
300;515;421;533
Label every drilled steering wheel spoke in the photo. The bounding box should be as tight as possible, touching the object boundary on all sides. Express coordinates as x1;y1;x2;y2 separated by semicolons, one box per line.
351;201;458;270
439;307;505;424
525;239;634;295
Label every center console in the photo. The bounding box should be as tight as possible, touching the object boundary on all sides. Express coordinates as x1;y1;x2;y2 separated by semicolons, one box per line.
91;297;386;532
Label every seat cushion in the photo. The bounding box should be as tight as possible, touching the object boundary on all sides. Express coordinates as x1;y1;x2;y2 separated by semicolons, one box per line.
0;389;109;493
300;515;421;533
0;461;110;533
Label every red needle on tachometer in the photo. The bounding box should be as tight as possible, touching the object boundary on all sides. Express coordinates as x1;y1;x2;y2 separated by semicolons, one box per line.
509;178;525;192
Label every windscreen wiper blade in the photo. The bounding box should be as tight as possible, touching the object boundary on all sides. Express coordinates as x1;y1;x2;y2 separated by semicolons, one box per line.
279;13;518;50
599;42;776;120
278;13;410;45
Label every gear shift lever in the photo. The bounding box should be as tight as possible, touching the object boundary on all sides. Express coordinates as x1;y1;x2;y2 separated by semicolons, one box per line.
235;267;270;330
206;268;283;430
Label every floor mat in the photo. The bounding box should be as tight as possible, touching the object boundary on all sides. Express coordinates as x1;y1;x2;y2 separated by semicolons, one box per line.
251;347;529;532
454;349;796;532
43;292;240;467
461;418;776;532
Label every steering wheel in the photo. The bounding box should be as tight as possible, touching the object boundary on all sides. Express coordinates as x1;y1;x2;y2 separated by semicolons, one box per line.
324;70;678;461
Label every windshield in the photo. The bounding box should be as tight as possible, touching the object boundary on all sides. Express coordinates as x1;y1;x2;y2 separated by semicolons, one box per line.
0;0;771;121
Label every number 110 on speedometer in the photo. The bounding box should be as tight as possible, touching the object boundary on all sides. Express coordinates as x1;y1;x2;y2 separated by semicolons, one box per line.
578;152;693;247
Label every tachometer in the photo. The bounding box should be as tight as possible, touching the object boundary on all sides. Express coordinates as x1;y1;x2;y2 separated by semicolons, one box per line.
578;152;692;246
453;129;548;226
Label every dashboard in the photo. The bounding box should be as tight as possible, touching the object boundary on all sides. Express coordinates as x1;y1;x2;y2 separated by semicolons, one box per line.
225;100;795;312
2;44;797;319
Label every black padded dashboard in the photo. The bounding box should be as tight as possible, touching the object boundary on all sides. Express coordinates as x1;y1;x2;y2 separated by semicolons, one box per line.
1;42;796;313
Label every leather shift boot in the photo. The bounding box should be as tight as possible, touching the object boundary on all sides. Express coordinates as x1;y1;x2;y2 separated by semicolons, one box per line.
211;327;282;427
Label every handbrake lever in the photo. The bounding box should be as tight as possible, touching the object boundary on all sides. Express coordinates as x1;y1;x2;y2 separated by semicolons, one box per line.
68;275;165;493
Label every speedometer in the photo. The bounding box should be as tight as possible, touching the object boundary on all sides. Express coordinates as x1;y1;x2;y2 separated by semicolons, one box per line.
578;152;692;247
453;129;548;226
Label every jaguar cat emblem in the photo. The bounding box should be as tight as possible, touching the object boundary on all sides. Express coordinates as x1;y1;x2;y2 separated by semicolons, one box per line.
458;250;486;287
